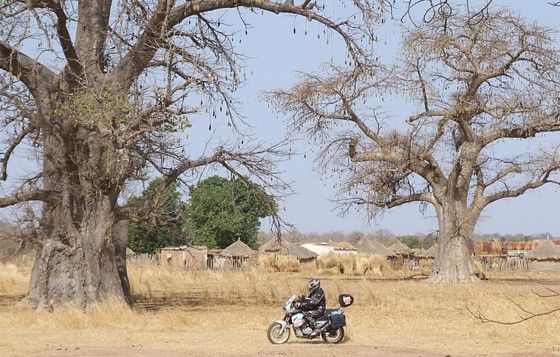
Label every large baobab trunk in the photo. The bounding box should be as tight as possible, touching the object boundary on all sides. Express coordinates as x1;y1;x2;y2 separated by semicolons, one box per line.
428;203;478;283
22;196;131;310
20;123;131;309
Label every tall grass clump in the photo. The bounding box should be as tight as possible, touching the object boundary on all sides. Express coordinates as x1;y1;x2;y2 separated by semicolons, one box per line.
257;253;300;272
316;253;391;276
0;254;34;294
0;263;28;294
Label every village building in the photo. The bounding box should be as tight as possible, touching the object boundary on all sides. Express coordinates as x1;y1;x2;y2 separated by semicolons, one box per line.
418;243;438;269
526;239;560;271
159;246;207;270
388;241;413;255
210;238;256;270
355;237;396;257
259;237;318;264
301;240;358;257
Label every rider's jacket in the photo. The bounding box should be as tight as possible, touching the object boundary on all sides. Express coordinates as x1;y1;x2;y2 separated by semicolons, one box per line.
302;287;326;315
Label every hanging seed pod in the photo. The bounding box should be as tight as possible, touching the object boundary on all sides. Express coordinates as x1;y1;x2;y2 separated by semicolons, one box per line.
209;124;212;130
293;28;296;34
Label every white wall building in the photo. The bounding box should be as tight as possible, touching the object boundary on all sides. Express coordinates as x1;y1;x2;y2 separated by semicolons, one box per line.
301;243;357;257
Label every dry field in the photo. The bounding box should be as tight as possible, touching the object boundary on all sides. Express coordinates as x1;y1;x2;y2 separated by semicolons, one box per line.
1;255;560;356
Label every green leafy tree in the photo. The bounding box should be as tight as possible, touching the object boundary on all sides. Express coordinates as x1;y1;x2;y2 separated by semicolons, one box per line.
126;178;186;254
186;176;275;249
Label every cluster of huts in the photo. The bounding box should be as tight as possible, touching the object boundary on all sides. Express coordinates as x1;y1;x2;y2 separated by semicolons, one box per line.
155;236;429;271
152;236;560;272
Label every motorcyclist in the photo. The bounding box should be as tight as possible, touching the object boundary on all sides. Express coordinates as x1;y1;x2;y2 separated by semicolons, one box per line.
298;278;326;335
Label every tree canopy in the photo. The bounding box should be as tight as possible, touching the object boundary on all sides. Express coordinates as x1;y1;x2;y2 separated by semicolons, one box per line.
0;0;381;308
126;178;186;254
269;5;560;281
186;175;275;249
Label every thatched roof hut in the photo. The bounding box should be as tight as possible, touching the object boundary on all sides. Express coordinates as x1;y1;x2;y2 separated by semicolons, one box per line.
526;239;560;260
356;237;396;257
221;238;254;257
388;241;413;254
338;240;354;249
526;239;560;271
418;244;438;258
260;237;318;261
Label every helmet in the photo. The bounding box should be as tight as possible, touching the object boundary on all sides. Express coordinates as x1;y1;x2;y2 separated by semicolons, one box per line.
308;278;320;293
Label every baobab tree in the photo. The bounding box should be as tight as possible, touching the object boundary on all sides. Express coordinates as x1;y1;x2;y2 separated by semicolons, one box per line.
0;0;382;309
269;6;560;282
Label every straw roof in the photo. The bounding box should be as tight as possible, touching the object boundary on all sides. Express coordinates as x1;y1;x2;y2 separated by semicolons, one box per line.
418;244;438;258
389;241;412;254
356;237;396;257
338;240;355;249
526;239;560;260
259;237;318;260
221;238;254;256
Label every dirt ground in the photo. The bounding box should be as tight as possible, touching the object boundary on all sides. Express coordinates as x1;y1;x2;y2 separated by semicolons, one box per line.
1;301;559;357
0;320;482;357
0;303;446;357
2;271;560;357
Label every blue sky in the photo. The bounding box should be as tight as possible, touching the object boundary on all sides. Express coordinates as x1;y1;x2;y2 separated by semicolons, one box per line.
185;1;560;237
2;1;559;237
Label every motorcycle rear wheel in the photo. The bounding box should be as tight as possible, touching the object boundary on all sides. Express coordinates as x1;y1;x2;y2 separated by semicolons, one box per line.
321;327;345;344
267;322;291;344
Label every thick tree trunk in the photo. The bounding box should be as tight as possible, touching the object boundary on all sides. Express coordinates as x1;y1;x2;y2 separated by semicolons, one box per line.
21;197;131;310
15;98;134;310
428;204;479;283
113;219;132;304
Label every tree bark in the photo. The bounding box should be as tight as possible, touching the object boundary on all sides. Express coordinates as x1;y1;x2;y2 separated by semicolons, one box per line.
20;193;131;310
19;125;131;309
21;196;129;310
428;203;479;283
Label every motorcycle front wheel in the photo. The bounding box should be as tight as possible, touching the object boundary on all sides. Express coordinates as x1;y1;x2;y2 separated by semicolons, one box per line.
321;327;345;344
267;322;291;344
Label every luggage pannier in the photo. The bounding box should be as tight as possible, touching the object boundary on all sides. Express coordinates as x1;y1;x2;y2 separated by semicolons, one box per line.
338;294;354;307
329;313;346;328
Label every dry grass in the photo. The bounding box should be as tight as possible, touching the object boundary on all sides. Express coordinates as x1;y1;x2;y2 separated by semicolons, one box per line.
315;253;394;277
1;257;560;356
0;254;33;295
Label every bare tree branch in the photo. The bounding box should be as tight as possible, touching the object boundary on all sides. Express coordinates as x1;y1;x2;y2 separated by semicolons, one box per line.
268;5;560;282
468;276;560;325
0;189;60;207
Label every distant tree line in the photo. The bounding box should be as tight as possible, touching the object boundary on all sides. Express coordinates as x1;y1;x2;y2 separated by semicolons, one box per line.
257;230;556;250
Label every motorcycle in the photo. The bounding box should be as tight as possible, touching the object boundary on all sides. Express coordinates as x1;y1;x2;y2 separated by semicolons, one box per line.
267;293;354;344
